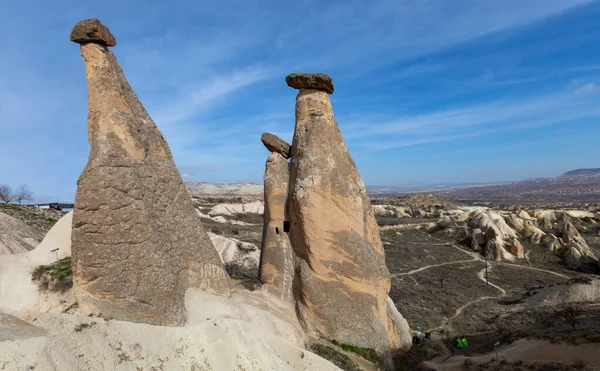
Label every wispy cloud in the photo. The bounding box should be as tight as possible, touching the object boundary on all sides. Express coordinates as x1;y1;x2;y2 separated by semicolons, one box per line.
573;83;598;94
343;87;600;151
150;66;275;126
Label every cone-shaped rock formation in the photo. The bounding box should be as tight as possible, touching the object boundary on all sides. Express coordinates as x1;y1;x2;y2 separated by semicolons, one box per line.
259;135;295;301
70;19;230;326
286;73;412;358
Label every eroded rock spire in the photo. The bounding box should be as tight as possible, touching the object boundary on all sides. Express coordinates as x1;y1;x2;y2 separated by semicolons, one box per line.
285;73;412;362
259;133;295;301
70;19;230;325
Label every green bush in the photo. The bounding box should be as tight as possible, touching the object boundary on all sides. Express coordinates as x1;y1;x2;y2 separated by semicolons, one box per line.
310;344;360;371
31;257;73;291
330;339;380;366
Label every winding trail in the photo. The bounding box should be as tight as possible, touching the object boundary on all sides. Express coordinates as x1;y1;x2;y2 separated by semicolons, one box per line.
391;258;477;277
394;230;571;335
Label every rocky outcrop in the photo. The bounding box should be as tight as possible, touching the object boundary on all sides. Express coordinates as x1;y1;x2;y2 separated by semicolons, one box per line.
505;213;524;232
286;73;411;360
510;238;525;259
517;210;532;220
259;152;295;301
261;133;292;159
70;18;116;46
436;215;454;229
0;212;43;254
70;19;230;326
285;73;334;94
542;233;563;252
486;239;503;263
207;201;264;216
471;228;485;251
560;215;598;268
372;205;410;218
208;233;260;278
522;221;545;242
537;210;557;231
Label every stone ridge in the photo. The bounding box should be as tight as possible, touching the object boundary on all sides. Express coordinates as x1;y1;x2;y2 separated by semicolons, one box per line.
70;18;116;46
285;73;334;94
261;133;292;159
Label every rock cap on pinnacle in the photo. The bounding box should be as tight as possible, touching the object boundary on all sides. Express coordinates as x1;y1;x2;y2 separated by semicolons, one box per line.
261;133;291;159
285;73;334;94
70;18;116;46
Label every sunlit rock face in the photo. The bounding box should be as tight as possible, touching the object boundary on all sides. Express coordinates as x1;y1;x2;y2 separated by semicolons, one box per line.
70;19;230;326
286;73;412;361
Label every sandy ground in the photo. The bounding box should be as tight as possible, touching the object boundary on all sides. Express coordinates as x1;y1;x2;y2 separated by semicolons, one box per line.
424;338;600;370
0;212;72;314
0;288;340;371
0;211;340;371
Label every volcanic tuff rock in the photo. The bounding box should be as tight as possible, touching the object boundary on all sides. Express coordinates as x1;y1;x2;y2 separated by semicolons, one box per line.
0;212;43;254
560;214;598;267
208;233;260;278
70;19;230;325
70;18;116;46
471;228;485;251
286;73;411;360
259;152;295;301
285;72;334;94
505;213;524;232
207;201;264;216
511;238;525;259
261;133;292;159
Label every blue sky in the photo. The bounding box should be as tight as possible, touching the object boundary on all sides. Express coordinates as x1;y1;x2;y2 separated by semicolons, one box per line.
1;0;600;201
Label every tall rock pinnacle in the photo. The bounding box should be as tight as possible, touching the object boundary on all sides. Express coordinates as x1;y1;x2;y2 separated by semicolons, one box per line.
286;73;412;362
259;134;295;301
70;19;231;326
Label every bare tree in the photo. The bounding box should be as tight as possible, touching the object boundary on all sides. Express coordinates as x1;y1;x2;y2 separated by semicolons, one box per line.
15;184;34;205
0;185;13;204
557;305;581;330
436;266;449;288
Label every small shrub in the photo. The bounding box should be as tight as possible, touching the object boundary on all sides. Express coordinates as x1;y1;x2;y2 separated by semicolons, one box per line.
31;257;73;291
330;339;379;366
310;344;360;371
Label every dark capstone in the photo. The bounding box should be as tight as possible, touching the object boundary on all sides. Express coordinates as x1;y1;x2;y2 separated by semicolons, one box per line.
70;19;116;46
285;73;334;94
261;133;291;159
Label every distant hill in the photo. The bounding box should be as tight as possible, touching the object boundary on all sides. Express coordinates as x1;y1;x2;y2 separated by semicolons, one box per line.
184;168;600;204
523;168;600;184
559;168;600;178
185;182;263;196
438;168;600;205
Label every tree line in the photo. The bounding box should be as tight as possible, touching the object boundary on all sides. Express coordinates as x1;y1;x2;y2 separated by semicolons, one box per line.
0;184;34;205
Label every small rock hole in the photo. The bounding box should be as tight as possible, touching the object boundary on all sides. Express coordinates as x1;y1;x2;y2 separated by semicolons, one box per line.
284;221;290;233
275;227;279;235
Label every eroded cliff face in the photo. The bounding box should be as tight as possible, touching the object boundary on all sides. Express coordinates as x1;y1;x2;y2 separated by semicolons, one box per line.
259;151;295;301
70;19;230;326
285;78;412;357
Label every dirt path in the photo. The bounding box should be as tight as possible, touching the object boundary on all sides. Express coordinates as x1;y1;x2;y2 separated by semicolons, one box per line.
391;258;478;277
403;230;573;357
429;265;507;334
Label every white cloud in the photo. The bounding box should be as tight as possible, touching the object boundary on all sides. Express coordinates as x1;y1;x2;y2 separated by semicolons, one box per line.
573;83;598;94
